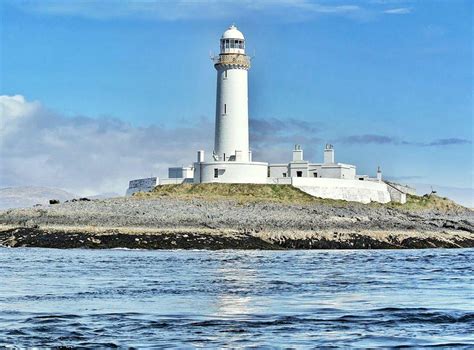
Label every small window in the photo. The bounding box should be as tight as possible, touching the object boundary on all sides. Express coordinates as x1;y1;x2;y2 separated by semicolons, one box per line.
224;70;227;78
282;173;286;178
214;168;219;178
313;172;318;178
297;171;303;177
224;104;226;114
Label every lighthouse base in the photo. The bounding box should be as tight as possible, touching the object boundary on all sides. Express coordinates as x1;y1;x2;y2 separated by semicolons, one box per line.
194;161;268;184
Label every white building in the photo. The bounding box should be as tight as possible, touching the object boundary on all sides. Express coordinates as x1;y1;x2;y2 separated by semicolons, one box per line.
268;144;356;180
127;25;414;204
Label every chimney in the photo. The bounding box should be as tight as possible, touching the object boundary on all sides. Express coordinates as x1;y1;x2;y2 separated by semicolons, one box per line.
324;144;334;164
197;150;205;163
292;144;303;161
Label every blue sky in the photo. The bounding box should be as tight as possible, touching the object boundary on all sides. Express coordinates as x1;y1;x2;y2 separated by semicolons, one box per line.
0;0;472;200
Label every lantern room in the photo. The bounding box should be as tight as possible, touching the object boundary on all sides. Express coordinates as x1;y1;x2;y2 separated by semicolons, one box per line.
220;24;245;54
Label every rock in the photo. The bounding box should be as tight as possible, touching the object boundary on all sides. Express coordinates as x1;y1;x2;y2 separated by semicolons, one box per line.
0;195;472;249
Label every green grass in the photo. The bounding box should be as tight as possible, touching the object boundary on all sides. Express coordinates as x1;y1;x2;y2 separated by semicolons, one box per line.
133;184;467;211
389;193;466;212
133;183;348;205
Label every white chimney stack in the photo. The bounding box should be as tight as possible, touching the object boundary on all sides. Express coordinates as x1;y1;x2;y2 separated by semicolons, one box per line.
324;144;335;164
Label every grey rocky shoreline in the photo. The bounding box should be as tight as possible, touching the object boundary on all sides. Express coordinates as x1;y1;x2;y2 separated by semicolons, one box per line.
0;195;473;249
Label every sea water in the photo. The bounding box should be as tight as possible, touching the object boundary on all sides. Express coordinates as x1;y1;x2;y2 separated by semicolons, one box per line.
0;248;472;348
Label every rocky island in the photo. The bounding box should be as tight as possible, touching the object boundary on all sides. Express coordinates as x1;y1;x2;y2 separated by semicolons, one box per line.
0;184;472;250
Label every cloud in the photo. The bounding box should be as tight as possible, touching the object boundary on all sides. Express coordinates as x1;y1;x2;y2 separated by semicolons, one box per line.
338;134;398;144
383;7;412;14
0;95;214;196
7;0;365;21
385;175;424;181
338;133;471;147
0;95;40;120
427;138;471;146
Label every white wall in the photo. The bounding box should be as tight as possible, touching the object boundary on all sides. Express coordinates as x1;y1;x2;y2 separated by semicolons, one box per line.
320;164;356;180
386;182;417;196
159;178;194;185
308;165;322;178
269;164;288;178
126;177;157;196
289;161;309;177
386;184;407;204
292;177;391;204
199;161;268;183
267;177;292;185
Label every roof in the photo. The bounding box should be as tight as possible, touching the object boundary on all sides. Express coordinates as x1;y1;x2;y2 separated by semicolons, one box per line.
221;24;244;40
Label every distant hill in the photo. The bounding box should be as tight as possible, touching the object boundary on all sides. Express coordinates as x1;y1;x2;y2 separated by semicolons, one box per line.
88;192;122;200
410;183;473;208
0;186;76;210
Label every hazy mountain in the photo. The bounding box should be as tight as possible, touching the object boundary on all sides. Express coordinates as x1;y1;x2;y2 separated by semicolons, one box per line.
0;186;76;210
88;192;122;200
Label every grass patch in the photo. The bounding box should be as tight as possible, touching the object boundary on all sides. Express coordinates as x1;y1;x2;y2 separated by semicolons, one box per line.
390;194;467;212
133;184;468;211
133;183;349;205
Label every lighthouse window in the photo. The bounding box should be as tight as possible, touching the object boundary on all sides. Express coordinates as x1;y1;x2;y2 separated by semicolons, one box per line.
224;104;227;114
224;70;227;78
214;168;218;178
225;39;229;48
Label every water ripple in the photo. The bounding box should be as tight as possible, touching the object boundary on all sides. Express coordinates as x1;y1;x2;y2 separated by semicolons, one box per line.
0;248;473;347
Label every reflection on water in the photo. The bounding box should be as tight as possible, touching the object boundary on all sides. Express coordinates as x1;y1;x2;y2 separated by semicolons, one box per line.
213;257;258;317
0;248;473;348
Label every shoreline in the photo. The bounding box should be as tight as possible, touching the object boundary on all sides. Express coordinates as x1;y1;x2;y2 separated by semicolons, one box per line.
1;186;472;250
1;225;472;249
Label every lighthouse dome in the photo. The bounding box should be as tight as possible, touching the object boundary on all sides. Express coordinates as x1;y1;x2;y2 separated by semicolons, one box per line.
220;25;245;54
221;24;244;40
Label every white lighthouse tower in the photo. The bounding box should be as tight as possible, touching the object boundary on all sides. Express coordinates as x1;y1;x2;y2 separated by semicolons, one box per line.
213;24;250;162
193;25;268;184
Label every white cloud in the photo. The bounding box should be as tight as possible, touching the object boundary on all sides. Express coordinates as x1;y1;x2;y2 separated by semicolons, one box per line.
383;7;411;14
0;95;213;196
0;94;40;119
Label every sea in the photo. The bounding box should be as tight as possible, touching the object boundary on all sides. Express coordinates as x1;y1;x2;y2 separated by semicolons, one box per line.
0;248;473;348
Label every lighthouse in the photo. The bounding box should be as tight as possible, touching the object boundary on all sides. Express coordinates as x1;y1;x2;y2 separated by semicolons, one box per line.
213;25;251;162
190;25;268;183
